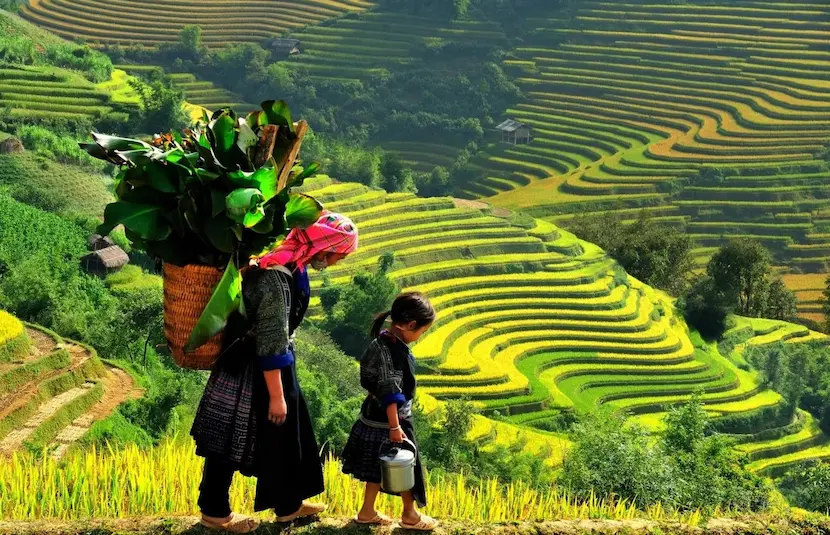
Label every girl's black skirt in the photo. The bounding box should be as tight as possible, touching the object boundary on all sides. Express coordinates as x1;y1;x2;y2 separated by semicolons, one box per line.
341;417;427;507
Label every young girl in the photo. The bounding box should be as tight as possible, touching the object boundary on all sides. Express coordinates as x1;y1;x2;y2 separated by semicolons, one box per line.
341;292;438;531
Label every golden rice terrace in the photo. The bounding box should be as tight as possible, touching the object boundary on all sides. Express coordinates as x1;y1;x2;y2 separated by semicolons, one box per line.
461;0;830;271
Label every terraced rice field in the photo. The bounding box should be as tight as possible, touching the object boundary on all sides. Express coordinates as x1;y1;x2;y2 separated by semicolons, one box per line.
302;176;829;468
115;66;254;112
19;0;373;48
284;11;507;82
460;0;830;273
781;273;827;326
0;64;134;124
0;315;142;459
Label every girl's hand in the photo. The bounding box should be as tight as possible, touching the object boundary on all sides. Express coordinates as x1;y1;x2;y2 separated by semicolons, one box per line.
269;395;288;426
389;426;405;443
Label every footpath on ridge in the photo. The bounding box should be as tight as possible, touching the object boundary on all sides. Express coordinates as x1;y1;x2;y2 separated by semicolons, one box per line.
0;325;143;458
2;514;829;535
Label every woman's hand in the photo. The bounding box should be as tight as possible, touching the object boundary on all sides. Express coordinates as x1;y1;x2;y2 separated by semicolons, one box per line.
389;426;405;443
269;394;288;426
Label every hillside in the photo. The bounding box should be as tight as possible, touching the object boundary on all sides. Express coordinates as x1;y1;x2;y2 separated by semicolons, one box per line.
299;176;830;474
0;150;113;216
458;0;830;273
18;0;373;48
0;10;139;127
0;310;142;458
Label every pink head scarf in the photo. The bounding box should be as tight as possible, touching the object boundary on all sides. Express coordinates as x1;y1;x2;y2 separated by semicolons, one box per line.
257;211;358;270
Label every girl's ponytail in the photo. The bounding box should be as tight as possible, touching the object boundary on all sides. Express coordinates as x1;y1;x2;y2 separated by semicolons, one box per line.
371;311;392;337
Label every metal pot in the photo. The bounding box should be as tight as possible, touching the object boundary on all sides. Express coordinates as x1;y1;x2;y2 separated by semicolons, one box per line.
379;438;417;494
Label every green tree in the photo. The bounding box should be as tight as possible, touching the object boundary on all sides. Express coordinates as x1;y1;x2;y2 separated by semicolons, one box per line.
765;278;797;321
319;252;399;356
558;412;675;506
569;211;693;295
179;25;202;55
129;71;190;134
679;275;732;337
779;461;830;514
707;238;771;315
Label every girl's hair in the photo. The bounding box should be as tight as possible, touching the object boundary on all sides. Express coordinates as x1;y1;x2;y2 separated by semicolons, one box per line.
371;292;436;337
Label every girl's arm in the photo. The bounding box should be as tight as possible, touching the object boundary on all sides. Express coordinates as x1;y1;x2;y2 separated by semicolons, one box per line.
387;403;405;443
360;340;406;441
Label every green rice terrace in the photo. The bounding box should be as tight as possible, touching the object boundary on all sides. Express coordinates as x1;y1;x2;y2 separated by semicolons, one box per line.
458;0;830;272
0;64;136;124
18;0;373;48
299;175;830;475
0;309;141;460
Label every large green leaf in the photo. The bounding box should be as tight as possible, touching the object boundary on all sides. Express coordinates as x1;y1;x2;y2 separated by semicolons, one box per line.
236;119;258;155
246;110;267;129
144;163;177;193
203;216;236;253
286;161;320;189
243;207;266;228
209;112;237;154
97;201;171;241
262;100;293;133
284;193;323;229
90;133;151;152
226;188;264;224
185;256;242;352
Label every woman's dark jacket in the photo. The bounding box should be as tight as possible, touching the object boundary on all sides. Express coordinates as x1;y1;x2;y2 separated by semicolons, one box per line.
190;265;322;509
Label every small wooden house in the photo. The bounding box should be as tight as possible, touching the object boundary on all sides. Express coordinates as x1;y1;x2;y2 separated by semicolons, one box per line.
88;233;115;251
267;38;301;57
82;245;129;277
496;119;533;145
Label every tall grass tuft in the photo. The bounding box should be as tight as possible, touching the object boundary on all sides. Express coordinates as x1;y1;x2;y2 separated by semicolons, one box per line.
0;441;702;524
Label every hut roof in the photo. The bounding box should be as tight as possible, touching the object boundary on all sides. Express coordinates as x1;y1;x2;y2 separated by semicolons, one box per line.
268;38;301;54
92;246;129;268
495;119;531;133
88;234;115;249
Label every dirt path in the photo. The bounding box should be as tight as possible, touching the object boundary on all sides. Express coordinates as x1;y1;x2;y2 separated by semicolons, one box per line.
51;365;143;459
0;343;90;422
0;515;824;535
0;382;96;454
453;198;512;218
26;326;57;357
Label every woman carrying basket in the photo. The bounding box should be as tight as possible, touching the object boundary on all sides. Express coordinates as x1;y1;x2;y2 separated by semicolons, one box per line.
191;212;358;533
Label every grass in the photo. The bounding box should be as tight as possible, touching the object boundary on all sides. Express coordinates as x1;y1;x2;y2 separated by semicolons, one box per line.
0;152;113;217
0;441;705;524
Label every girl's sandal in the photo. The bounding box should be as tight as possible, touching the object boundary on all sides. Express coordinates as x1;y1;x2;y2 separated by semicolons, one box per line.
400;514;439;531
354;512;394;525
275;501;327;523
200;513;260;533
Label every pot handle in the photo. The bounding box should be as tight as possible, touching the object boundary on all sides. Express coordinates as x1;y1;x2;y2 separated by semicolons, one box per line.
379;437;417;457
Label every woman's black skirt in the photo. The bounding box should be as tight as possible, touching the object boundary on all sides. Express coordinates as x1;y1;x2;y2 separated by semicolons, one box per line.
190;355;324;511
341;417;426;507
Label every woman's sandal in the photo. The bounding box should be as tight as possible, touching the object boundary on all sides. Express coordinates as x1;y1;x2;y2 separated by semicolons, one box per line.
354;512;394;525
400;514;439;531
200;513;260;533
275;501;327;523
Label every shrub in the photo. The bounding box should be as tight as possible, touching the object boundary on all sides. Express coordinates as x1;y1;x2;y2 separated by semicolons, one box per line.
778;460;830;514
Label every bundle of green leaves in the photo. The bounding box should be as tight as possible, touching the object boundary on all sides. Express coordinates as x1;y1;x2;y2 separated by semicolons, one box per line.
81;100;324;350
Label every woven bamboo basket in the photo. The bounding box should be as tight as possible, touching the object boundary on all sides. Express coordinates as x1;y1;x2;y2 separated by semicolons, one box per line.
162;262;225;370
